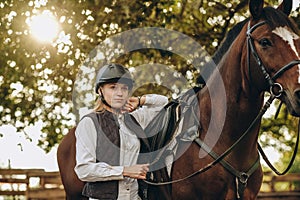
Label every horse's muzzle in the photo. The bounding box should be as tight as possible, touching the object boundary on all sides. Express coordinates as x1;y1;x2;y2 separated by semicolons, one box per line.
286;88;300;117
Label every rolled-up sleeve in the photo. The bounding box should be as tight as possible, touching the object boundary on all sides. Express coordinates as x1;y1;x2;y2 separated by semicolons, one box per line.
74;117;124;182
132;94;168;128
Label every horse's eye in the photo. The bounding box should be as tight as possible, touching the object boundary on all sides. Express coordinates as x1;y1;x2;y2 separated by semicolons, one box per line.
259;38;272;47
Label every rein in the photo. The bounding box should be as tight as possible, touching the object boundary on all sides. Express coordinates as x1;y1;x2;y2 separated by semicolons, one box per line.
247;20;300;176
143;93;276;185
258;120;300;175
144;20;300;199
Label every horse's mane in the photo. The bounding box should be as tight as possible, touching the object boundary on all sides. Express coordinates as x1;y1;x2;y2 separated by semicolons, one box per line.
197;18;249;84
212;19;250;65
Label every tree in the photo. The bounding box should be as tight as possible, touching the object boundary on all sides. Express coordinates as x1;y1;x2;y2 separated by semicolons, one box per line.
0;0;299;161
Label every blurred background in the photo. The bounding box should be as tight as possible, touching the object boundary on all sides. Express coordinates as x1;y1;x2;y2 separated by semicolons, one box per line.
0;0;300;198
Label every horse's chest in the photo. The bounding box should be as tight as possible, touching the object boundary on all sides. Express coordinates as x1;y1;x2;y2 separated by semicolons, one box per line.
172;161;233;199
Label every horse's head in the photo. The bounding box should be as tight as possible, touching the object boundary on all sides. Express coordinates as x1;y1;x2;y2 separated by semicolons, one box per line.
246;0;300;116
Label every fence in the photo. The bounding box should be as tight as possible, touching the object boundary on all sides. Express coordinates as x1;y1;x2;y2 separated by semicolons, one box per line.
258;172;300;200
0;168;65;199
0;169;300;199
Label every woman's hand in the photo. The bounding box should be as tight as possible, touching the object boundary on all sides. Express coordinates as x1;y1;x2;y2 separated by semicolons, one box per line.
123;164;149;179
122;96;144;113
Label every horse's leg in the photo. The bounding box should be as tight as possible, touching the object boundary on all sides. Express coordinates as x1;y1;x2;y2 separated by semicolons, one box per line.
57;127;87;200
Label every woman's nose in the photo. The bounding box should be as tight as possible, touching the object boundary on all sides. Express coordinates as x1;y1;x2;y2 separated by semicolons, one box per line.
115;87;125;95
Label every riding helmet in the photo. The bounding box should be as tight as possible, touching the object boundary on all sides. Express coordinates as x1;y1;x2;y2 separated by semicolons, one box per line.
95;63;134;93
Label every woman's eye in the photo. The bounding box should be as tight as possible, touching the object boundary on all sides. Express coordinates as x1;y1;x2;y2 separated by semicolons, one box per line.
259;38;272;47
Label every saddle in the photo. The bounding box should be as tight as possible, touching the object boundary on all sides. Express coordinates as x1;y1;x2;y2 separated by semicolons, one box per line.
138;87;201;200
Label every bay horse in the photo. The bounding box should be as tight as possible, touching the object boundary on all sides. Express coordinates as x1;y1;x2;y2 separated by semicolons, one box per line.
153;0;300;199
56;8;247;200
57;127;87;200
57;0;300;199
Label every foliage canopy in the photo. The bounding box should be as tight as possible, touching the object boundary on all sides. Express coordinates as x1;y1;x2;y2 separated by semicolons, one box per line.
0;0;299;173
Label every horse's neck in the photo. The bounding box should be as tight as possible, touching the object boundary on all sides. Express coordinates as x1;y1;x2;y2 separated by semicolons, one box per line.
199;37;264;166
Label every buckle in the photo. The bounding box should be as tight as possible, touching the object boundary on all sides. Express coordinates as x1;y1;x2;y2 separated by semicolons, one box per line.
270;83;283;98
239;173;249;185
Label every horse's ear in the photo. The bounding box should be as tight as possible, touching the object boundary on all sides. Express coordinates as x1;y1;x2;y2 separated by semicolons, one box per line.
249;0;264;20
277;0;293;16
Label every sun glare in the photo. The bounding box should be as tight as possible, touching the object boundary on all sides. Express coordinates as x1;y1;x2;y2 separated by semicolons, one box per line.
28;10;60;42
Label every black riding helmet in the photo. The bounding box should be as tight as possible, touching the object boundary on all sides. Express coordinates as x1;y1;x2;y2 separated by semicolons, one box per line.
95;63;134;94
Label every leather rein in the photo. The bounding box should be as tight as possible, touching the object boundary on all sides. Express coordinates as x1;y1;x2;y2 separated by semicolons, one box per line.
144;20;300;198
247;20;300;176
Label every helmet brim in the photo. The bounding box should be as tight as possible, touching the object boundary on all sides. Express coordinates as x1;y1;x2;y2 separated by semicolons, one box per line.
95;78;134;94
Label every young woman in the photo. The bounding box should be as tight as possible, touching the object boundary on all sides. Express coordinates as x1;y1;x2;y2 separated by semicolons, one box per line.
74;63;168;200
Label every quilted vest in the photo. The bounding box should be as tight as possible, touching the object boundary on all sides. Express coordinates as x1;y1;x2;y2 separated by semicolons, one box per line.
81;111;148;199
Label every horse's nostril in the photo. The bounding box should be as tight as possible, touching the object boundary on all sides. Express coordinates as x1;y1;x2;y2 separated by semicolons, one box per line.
294;89;300;101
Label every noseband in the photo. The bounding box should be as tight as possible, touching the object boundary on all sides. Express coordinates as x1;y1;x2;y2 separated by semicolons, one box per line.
247;21;300;177
246;21;300;97
144;20;300;200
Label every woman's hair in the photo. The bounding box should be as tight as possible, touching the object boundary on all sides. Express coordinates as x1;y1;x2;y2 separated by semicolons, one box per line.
94;98;105;112
94;86;105;112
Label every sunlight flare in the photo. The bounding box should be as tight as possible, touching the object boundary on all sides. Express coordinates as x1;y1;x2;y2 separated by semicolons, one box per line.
28;10;60;42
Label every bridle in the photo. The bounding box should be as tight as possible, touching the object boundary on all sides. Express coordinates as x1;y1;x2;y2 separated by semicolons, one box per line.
144;20;300;199
246;20;300;176
246;20;300;97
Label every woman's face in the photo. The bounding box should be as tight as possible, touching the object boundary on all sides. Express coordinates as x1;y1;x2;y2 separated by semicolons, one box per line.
100;83;129;109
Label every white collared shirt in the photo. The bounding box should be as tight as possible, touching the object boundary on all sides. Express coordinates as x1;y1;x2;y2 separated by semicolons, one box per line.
74;94;168;200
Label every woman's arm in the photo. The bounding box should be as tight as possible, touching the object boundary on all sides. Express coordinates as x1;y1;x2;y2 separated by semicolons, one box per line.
74;117;149;182
123;94;168;112
130;94;168;128
74;117;124;182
